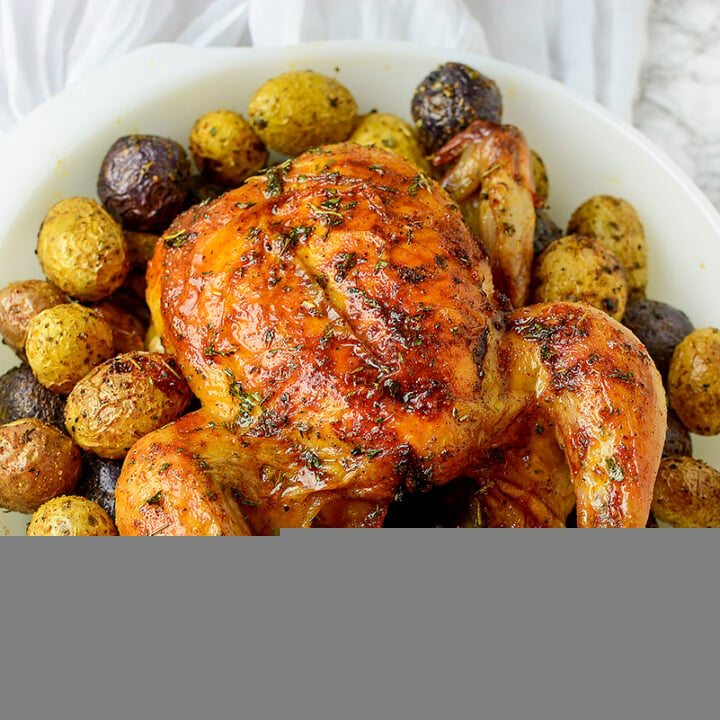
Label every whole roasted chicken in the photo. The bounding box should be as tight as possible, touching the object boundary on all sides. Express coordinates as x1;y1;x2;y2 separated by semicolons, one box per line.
115;142;665;533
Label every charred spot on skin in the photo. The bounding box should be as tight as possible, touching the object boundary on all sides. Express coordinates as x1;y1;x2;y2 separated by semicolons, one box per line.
473;327;489;379
395;444;434;494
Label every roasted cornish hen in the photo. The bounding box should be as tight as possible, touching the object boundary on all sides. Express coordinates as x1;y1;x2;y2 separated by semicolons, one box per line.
115;143;665;533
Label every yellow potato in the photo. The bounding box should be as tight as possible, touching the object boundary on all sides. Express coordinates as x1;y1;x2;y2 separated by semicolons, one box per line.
64;351;192;458
190;110;268;186
653;456;720;527
37;197;129;301
531;235;629;321
249;70;358;156
25;303;115;393
567;194;647;299
27;495;118;536
668;327;720;435
348;112;430;172
531;150;549;205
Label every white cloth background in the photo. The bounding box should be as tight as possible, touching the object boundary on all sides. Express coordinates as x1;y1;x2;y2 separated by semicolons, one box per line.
0;0;651;133
2;0;720;210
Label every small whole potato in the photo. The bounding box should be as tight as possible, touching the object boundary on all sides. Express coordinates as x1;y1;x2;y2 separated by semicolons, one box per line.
0;418;81;513
98;134;192;233
27;495;118;536
411;62;503;154
64;351;192;458
25;303;115;393
0;279;67;358
653;456;720;527
190;110;268;186
531;234;629;320
0;364;66;430
348;112;430;173
249;70;358;156
668;327;720;435
37;197;129;301
622;298;694;380
567;194;647;299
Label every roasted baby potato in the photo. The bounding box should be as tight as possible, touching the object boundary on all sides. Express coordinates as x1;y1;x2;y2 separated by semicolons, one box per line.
531;234;629;320
78;453;123;520
37;197;129;302
622;298;694;380
89;299;146;354
190;109;268;186
0;280;67;358
0;364;66;430
653;456;720;527
27;495;118;536
249;70;358;156
0;418;81;513
64;351;192;458
566;194;647;299
25;303;115;394
98;134;192;233
533;208;564;256
663;408;693;458
531;150;549;205
411;62;503;154
668;327;720;435
348;112;430;173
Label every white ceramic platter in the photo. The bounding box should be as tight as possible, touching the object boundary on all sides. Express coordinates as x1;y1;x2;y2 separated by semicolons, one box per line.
1;41;719;534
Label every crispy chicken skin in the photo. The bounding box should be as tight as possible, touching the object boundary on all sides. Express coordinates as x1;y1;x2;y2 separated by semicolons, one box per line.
115;143;665;533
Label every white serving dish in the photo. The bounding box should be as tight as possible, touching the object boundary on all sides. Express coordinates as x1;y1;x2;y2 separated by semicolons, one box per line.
1;41;719;534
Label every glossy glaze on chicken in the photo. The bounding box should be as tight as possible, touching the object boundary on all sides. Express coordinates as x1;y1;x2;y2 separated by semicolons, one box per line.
114;143;666;533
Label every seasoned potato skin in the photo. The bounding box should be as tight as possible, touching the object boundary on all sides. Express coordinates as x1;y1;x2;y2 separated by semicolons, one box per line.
0;280;67;358
249;70;358;156
98;134;191;233
348;112;430;173
64;351;192;458
0;364;66;429
37;197;128;302
567;194;647;299
0;418;81;513
622;298;694;380
89;299;146;353
27;495;118;536
531;234;629;320
411;62;503;154
78;453;122;519
668;327;720;435
531;150;549;205
190;110;268;186
533;208;563;256
25;304;115;394
653;456;720;527
663;408;693;458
